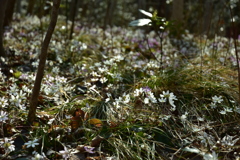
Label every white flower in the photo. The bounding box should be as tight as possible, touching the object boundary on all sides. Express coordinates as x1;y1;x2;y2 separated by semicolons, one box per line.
32;60;39;68
129;9;153;26
113;101;121;109
159;115;171;121
147;92;157;103
210;102;217;109
160;91;178;109
59;147;70;160
220;135;239;147
219;110;226;115
84;146;95;153
158;97;167;102
105;98;110;102
234;107;240;114
18;90;27;100
6;143;15;153
1;138;15;153
129;19;151;27
160;90;170;98
139;9;153;17
0;111;8;122
180;112;188;121
169;93;177;101
31;153;44;160
22;85;31;95
10;94;21;106
134;88;143;97
224;107;233;113
25;139;39;148
123;94;130;104
100;77;108;83
19;104;26;110
48;118;55;125
114;55;124;62
203;151;218;160
169;92;177;108
144;97;149;104
0;97;8;108
52;66;60;74
212;95;223;104
197;117;204;121
8;84;19;95
94;62;102;67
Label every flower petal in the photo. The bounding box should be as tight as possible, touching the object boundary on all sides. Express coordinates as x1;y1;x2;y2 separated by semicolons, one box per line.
129;19;151;26
139;9;153;17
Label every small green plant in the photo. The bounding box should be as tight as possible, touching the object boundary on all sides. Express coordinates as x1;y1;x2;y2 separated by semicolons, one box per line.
130;9;174;70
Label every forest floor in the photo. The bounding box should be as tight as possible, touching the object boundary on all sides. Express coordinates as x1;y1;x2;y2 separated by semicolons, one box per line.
0;15;240;160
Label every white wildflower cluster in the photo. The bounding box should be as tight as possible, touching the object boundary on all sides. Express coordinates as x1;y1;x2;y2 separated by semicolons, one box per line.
197;132;215;148
41;74;73;105
182;147;218;160
113;55;124;62
146;91;158;103
132;87;178;110
218;135;240;147
159;90;178;111
70;40;87;52
8;84;27;110
0;138;15;154
134;88;143;97
146;61;159;69
210;95;234;115
113;93;131;109
210;95;223;109
108;72;123;82
219;107;233;115
90;71;108;84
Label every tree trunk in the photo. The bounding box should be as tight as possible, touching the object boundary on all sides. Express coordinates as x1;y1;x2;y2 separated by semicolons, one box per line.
27;0;35;15
201;1;213;37
0;0;8;57
4;0;16;27
171;0;184;22
27;0;61;125
104;0;117;29
69;0;78;40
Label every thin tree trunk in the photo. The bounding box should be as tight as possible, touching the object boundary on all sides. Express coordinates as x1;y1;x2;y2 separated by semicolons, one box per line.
27;0;35;15
171;0;184;22
4;0;16;27
201;1;213;37
69;0;78;40
0;0;8;57
27;0;61;124
171;0;184;37
103;0;117;29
